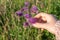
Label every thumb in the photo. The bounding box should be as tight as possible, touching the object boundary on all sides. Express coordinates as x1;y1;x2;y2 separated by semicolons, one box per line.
32;23;56;34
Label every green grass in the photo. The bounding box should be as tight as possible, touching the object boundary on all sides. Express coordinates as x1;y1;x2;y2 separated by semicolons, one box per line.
0;0;60;40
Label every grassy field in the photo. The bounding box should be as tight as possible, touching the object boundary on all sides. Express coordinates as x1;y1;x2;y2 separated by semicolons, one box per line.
0;0;60;40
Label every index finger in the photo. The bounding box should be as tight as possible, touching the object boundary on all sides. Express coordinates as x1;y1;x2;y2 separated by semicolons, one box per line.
34;12;50;18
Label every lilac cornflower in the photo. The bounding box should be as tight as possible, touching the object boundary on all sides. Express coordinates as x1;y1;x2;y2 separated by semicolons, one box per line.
21;7;28;12
23;22;29;27
31;5;38;13
28;17;38;24
24;14;31;19
16;11;23;16
24;2;30;7
16;10;23;16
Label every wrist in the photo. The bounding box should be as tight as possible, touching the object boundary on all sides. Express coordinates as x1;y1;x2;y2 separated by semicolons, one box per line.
50;20;60;35
54;20;60;40
55;27;60;40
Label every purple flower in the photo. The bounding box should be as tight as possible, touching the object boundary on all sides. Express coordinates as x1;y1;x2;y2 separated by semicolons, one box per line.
31;5;38;13
28;18;38;24
16;11;23;16
24;14;31;19
21;7;28;12
24;2;29;7
23;22;29;27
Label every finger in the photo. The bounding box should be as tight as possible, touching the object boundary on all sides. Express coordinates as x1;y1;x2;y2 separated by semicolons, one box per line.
34;12;51;22
34;12;50;18
32;23;49;29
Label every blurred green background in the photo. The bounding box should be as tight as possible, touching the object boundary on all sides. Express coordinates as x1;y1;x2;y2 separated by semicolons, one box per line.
0;0;60;40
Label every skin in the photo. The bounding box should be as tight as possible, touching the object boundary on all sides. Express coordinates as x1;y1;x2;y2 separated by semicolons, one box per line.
32;12;59;36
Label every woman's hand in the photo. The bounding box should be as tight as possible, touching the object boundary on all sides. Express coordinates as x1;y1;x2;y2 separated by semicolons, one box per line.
32;12;57;34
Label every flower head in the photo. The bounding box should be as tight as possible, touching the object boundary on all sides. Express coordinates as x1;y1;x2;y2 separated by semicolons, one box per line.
28;18;38;24
16;10;23;16
23;22;29;27
31;5;38;13
16;2;40;27
24;2;30;7
21;7;28;12
24;14;31;19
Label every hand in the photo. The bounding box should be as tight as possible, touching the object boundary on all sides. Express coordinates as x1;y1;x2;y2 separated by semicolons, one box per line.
32;12;57;34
